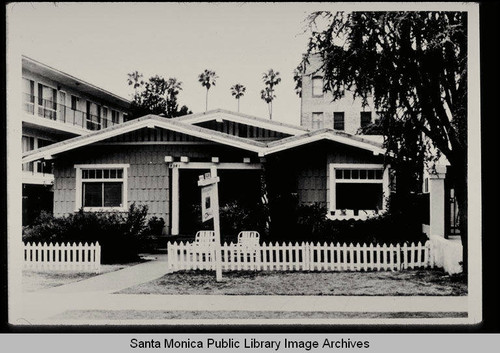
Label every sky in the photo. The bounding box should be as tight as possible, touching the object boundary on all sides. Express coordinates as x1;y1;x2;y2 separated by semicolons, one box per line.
7;2;336;126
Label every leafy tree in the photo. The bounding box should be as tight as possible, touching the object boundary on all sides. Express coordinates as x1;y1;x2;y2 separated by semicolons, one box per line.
126;72;192;119
260;69;281;120
198;69;218;112
230;83;246;112
297;11;468;270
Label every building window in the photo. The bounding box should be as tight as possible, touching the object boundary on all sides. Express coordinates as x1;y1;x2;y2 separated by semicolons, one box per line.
111;110;120;125
328;164;388;220
22;136;35;172
333;112;345;130
86;101;102;130
71;96;79;111
312;112;324;130
75;164;129;211
37;83;57;120
312;76;324;97
22;78;35;114
360;111;372;128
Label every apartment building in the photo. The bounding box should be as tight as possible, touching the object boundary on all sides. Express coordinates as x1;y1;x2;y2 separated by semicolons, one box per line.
21;56;130;225
299;54;378;134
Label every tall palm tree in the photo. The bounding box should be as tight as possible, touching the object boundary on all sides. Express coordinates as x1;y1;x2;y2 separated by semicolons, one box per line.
230;84;246;112
198;69;218;112
260;69;281;120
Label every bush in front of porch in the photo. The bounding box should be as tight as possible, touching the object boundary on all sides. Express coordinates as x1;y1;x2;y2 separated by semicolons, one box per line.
266;202;427;245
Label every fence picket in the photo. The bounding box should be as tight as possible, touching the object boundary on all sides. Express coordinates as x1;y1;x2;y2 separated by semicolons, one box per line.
163;240;434;274
22;241;101;273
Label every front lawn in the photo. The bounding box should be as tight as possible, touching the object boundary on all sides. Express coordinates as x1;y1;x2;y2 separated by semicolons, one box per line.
23;263;138;292
117;269;467;296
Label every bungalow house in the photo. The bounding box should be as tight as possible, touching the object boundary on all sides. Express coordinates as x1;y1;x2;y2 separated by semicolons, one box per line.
22;109;389;236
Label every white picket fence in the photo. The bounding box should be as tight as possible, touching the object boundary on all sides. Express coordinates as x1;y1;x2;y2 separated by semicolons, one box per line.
167;241;432;272
23;242;101;273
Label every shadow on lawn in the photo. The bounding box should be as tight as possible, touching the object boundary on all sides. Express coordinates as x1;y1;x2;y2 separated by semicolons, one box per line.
117;269;467;296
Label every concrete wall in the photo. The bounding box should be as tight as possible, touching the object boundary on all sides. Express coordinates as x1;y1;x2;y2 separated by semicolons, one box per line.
429;235;463;274
300;55;379;134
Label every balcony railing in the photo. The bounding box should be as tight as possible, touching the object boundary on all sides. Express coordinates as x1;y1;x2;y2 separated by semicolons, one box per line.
22;93;121;131
22;160;53;174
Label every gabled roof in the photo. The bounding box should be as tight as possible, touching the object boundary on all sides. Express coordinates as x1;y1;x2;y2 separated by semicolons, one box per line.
22;114;267;163
173;108;308;136
22;113;386;163
263;128;385;156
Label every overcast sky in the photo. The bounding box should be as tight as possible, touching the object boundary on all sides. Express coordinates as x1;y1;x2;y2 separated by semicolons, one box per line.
8;2;339;126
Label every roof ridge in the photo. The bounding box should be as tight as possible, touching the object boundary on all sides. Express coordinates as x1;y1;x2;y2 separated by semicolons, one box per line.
173;108;309;131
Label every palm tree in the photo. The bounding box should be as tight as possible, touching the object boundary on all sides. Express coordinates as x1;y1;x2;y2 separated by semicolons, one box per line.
198;69;218;112
260;69;281;120
230;84;246;112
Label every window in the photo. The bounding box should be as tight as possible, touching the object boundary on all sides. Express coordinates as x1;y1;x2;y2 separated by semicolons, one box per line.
333;112;345;130
111;110;120;125
102;107;109;128
360;111;372;128
86;101;102;130
71;95;79;110
329;164;388;219
22;78;35;114
312;76;324;97
22;136;35;172
38;83;57;120
312;112;324;130
75;164;129;211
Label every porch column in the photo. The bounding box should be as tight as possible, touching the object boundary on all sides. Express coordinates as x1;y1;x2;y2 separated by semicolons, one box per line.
428;164;447;238
171;166;180;236
382;164;391;211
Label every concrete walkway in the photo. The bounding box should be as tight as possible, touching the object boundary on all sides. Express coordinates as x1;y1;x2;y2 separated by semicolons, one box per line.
38;254;169;294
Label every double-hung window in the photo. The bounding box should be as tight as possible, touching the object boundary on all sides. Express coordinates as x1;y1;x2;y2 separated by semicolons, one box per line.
312;76;324;97
312;112;324;130
75;164;129;211
333;112;345;131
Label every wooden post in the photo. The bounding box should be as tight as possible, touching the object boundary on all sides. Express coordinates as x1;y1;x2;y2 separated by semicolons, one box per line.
210;166;223;281
171;166;180;235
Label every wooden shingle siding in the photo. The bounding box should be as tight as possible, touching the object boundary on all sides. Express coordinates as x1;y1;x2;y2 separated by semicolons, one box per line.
272;140;384;208
52;143;258;227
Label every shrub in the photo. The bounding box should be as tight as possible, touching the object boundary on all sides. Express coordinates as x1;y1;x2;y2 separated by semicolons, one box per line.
188;201;266;243
144;216;166;236
276;203;428;245
22;203;152;264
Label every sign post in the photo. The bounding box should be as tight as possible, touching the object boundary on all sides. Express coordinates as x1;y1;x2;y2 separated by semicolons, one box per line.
197;166;222;281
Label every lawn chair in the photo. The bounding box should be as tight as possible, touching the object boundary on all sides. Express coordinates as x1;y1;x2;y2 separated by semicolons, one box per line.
237;231;260;269
192;230;216;268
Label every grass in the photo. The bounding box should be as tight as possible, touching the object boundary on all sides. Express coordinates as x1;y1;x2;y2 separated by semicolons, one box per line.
117;269;467;296
22;262;141;292
50;309;468;320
